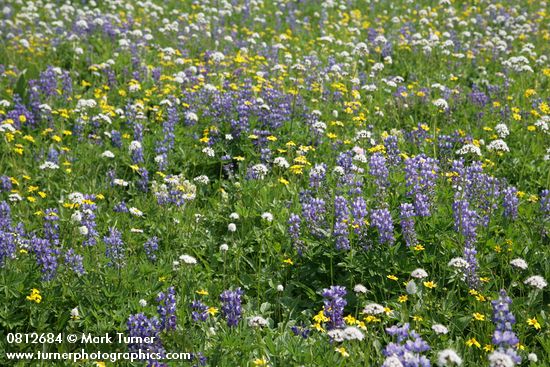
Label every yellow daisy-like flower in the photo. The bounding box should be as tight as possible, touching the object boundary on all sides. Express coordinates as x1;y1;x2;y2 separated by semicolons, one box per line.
466;338;481;348
26;289;42;303
473;313;485;321
253;357;268;366
413;244;425;251
207;307;218;316
483;344;494;352
344;315;356;325
196;289;208;296
398;295;408;303
423;281;437;289
335;347;349;357
527;318;541;330
313;310;330;323
387;275;398;281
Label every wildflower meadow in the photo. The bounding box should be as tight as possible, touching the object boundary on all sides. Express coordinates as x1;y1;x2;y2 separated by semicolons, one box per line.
0;0;549;366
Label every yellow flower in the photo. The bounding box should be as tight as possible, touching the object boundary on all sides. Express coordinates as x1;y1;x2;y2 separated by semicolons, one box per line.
484;344;494;352
26;289;42;303
335;347;349;357
527;318;541;330
466;338;481;348
412;315;423;322
413;244;425;251
312;322;325;332
289;165;303;175
196;289;208;296
383;307;393;315
475;294;486;302
253;357;268;366
283;258;294;265
234;156;245;161
278;177;289;185
364;315;381;323
387;275;398;281
207;307;218;316
398;295;408;303
473;313;485;321
313;310;330;323
423;281;437;289
344;315;356;325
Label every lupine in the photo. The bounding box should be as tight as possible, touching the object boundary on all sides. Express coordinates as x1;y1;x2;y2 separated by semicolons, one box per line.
81;195;98;246
111;130;122;148
333;196;350;250
453;198;480;288
321;286;347;330
489;290;521;365
31;237;59;281
144;236;159;262
126;313;165;362
190;300;209;322
0;176;12;192
43;209;60;247
502;186;519;220
64;249;85;275
0;230;16;267
383;135;402;166
541;189;550;218
309;163;327;188
220;288;244;327
157;287;177;331
137;167;149;193
288;213;304;255
370;208;395;245
103;227;125;268
369;152;389;189
405;155;439;217
291;324;311;339
0;201;12;230
350;196;368;234
383;323;431;367
399;203;418;247
301;196;327;238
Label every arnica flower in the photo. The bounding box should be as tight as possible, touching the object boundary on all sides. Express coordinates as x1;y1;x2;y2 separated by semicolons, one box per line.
26;288;42;303
321;286;347;330
220;288;244;327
